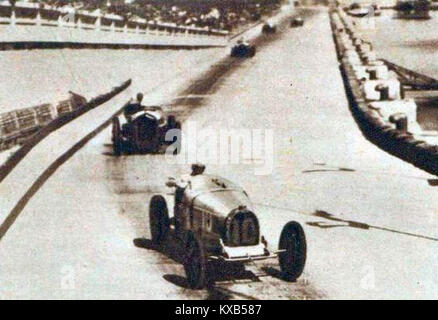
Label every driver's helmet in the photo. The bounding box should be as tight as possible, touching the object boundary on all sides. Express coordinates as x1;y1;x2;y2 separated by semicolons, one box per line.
136;92;144;103
191;163;206;176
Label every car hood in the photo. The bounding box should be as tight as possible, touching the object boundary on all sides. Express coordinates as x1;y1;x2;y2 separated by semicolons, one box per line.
192;189;253;218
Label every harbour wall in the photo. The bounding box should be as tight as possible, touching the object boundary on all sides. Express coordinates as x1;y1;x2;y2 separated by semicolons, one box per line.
330;5;438;176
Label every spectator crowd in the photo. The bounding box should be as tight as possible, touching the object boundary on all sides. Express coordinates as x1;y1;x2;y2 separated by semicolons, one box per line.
12;0;282;31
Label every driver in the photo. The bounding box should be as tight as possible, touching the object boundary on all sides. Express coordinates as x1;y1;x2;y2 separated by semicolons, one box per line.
237;37;249;46
166;164;206;222
124;92;144;122
166;163;206;190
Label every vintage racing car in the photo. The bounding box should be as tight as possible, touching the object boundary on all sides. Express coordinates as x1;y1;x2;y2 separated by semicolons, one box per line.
230;39;256;58
262;22;277;34
112;102;181;155
149;164;307;289
290;16;304;27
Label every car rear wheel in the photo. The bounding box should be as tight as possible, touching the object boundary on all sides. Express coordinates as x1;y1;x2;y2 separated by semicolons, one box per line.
278;221;307;282
149;195;170;246
184;233;210;289
112;117;123;156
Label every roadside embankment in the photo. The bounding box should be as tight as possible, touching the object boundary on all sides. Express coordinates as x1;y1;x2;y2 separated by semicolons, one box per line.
0;93;87;152
330;6;438;176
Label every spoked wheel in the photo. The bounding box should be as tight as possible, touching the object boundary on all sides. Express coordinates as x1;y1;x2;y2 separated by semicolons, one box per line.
112;117;123;156
184;233;210;289
149;195;170;246
278;221;307;282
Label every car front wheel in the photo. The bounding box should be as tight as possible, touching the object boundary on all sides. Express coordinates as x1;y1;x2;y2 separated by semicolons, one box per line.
149;195;170;246
278;221;307;282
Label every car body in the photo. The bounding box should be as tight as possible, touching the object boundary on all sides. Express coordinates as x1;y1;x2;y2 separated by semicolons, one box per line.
149;165;307;289
290;16;304;27
262;22;277;34
230;40;256;58
112;104;181;155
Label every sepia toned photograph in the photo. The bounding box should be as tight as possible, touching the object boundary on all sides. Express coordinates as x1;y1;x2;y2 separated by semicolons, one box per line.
0;0;437;301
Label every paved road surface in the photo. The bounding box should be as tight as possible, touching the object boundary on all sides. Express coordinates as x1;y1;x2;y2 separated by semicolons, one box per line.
1;8;438;299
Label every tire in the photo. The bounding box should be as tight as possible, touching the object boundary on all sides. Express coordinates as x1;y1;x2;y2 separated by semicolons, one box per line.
112;117;123;156
278;221;307;282
149;195;170;246
184;233;210;289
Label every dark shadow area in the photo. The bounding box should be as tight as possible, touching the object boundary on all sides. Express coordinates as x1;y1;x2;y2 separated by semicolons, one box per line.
206;286;259;300
302;167;355;173
428;179;438;186
261;266;291;282
303;163;356;174
134;235;263;299
163;274;192;289
402;39;438;51
307;210;438;242
134;236;185;264
163;265;260;300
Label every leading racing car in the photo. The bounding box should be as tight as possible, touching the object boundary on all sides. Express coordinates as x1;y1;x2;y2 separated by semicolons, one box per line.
149;164;307;289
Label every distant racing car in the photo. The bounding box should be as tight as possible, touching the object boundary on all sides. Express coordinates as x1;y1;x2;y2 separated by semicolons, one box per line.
149;164;307;289
230;39;256;58
262;22;277;34
112;100;181;155
290;16;304;27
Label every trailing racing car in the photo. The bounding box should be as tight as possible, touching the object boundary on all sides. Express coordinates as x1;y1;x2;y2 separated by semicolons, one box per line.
112;97;181;155
262;22;277;34
149;164;307;289
230;39;256;58
290;16;304;27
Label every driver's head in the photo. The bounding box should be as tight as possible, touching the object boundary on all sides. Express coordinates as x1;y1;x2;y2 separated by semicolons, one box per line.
136;92;144;103
191;163;206;176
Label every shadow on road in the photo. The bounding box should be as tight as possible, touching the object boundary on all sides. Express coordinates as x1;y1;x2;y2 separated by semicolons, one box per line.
134;236;267;300
307;210;438;242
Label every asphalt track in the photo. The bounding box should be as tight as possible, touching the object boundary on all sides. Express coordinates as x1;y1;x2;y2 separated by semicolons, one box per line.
1;7;438;299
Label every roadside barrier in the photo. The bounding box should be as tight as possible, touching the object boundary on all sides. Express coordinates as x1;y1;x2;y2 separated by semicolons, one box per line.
0;93;87;152
0;79;131;183
0;2;228;49
329;7;438;176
